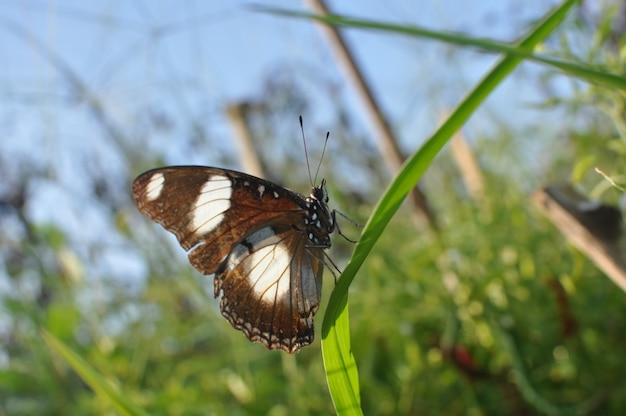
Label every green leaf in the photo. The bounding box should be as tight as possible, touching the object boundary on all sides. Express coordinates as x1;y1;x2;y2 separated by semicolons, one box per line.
41;329;148;416
317;0;579;414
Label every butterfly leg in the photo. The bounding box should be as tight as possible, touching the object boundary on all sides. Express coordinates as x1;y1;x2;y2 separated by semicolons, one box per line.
332;210;359;244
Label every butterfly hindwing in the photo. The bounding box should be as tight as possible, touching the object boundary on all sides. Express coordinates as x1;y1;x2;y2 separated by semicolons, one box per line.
132;166;333;353
215;225;324;352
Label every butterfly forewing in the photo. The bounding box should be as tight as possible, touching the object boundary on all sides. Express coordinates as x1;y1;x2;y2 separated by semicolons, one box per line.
133;167;306;274
131;166;333;353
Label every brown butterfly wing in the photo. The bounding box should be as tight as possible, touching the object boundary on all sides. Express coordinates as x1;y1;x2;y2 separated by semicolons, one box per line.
132;166;307;275
215;225;324;353
132;166;325;352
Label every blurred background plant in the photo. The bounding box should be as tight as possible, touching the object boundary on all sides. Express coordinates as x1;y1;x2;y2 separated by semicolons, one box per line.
1;1;625;415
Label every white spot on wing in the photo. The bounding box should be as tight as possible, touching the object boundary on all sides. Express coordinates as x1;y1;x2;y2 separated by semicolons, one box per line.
258;185;265;197
246;242;291;301
192;175;232;234
145;172;165;201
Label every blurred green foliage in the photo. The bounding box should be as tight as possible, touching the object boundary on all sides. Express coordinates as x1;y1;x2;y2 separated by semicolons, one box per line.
2;1;626;415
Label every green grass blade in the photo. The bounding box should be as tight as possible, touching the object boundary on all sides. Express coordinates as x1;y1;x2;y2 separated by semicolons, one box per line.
260;1;625;91
319;0;578;414
41;329;148;416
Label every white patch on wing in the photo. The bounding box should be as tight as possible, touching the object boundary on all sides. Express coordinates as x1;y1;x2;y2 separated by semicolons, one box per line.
246;242;291;301
145;172;165;201
191;175;232;234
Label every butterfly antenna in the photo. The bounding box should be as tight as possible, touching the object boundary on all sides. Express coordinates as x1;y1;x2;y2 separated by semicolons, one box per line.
299;115;314;187
313;132;330;185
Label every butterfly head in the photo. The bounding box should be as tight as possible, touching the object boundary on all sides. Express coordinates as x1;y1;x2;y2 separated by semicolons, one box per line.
304;179;334;247
311;179;329;204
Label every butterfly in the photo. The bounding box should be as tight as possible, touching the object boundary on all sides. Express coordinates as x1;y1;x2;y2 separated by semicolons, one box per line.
131;165;336;353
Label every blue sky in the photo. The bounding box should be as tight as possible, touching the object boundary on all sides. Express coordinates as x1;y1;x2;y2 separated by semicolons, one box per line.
3;0;563;144
0;0;571;322
1;0;570;198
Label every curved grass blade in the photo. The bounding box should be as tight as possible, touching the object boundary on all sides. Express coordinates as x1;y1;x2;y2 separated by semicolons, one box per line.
319;0;579;414
41;329;148;416
259;1;624;91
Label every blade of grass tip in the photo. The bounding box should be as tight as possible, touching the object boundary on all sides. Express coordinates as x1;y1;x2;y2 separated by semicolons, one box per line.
41;329;148;416
320;0;578;414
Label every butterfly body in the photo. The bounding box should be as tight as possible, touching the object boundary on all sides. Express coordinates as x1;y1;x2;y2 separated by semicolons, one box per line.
132;166;334;353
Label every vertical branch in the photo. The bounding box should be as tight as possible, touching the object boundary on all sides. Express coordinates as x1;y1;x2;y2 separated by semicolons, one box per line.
225;103;266;179
449;130;484;201
303;0;438;230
